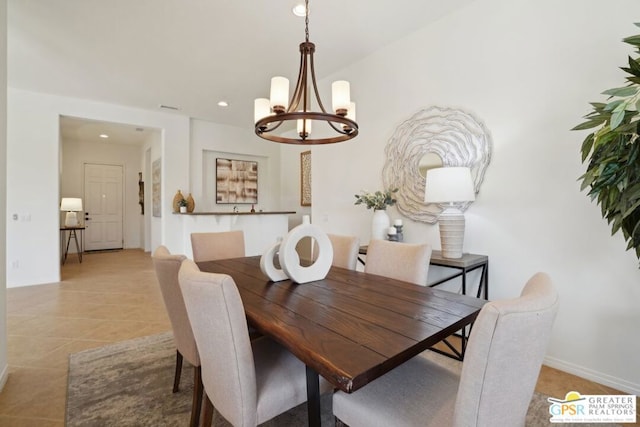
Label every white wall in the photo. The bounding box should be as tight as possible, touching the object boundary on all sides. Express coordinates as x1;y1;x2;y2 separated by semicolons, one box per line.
6;89;190;287
0;0;9;391
61;139;144;249
280;146;312;229
313;0;640;394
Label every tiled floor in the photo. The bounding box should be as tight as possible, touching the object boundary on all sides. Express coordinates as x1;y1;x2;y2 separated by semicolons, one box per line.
0;249;636;426
1;249;170;426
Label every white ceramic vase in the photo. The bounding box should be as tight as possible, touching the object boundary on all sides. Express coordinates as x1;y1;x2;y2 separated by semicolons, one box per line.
371;209;390;241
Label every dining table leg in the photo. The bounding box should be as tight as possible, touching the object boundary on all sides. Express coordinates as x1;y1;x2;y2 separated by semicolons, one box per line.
305;365;321;427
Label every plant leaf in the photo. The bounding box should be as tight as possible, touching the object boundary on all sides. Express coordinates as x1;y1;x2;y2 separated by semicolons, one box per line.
602;86;638;97
572;119;607;131
623;34;640;46
611;109;625;129
604;100;624;111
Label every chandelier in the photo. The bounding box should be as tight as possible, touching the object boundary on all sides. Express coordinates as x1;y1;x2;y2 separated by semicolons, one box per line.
254;0;358;145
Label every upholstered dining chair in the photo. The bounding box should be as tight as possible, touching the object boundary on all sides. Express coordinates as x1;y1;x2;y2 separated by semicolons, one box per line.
364;239;432;286
190;230;245;262
333;272;559;427
178;259;333;427
151;245;202;427
327;233;360;270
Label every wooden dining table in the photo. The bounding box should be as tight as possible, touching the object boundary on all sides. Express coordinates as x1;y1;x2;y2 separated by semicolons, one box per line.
197;256;487;427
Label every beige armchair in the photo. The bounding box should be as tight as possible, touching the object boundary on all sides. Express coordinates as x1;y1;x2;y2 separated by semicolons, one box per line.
190;230;245;262
364;239;432;286
333;272;559;427
178;259;332;426
151;245;202;427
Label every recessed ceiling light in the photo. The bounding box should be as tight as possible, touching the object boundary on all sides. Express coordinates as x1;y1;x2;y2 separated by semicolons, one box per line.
99;134;109;139
217;101;229;107
292;3;307;17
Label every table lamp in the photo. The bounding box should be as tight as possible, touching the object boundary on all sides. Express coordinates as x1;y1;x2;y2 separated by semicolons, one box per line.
60;198;83;227
424;167;475;258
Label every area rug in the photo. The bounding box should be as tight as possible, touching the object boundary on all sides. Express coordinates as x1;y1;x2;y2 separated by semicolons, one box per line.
66;333;617;426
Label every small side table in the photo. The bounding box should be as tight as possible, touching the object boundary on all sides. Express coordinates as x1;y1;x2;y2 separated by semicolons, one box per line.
60;226;85;264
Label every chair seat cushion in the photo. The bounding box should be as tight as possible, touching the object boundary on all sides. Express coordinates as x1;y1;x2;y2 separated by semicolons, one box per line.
333;351;460;427
253;337;333;424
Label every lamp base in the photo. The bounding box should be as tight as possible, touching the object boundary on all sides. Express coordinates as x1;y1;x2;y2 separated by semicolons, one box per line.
65;211;79;227
438;207;465;259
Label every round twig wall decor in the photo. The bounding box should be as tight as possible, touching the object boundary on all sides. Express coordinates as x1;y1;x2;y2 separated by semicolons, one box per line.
382;106;492;223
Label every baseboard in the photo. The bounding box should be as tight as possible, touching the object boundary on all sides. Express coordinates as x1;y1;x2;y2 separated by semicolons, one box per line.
0;363;8;392
544;355;640;396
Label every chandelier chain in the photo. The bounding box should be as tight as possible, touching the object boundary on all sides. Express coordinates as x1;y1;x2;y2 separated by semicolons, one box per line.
305;0;309;42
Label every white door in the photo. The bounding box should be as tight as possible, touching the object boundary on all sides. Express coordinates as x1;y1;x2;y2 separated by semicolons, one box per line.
84;164;124;251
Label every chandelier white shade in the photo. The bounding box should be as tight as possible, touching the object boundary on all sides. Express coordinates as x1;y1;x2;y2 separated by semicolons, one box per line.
60;197;83;227
254;0;358;145
254;98;270;123
270;76;290;112
425;167;475;259
331;81;351;113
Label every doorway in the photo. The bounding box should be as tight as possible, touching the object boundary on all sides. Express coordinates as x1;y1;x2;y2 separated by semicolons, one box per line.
59;115;160;259
84;163;124;251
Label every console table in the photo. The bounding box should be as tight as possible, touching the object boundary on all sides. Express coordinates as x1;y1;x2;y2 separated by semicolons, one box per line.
428;250;489;299
358;246;488;299
60;226;85;264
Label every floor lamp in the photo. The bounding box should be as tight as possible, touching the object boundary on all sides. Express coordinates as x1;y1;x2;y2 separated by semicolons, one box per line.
424;167;475;259
61;198;83;227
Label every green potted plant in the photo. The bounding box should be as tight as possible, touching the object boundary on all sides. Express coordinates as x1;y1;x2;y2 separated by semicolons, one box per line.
355;188;398;240
573;23;640;261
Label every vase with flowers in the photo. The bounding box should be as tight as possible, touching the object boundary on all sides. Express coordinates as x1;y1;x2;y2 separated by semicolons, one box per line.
354;188;398;240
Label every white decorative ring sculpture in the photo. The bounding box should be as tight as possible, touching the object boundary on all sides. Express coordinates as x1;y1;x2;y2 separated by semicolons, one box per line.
279;224;333;284
259;241;290;282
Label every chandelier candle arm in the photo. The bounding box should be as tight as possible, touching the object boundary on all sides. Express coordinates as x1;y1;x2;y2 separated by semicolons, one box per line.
253;0;358;145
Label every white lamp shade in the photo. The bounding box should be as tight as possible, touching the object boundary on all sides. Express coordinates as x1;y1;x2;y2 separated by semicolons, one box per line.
331;80;351;112
424;167;475;203
60;197;83;212
254;98;271;122
270;76;289;110
346;102;356;121
297;115;312;136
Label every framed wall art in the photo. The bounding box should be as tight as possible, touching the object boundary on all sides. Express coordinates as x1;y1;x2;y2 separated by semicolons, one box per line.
216;158;258;204
300;150;311;206
138;172;144;215
152;158;161;217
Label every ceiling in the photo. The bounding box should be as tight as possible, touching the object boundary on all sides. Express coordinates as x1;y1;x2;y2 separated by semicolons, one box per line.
59;115;157;146
8;0;474;144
